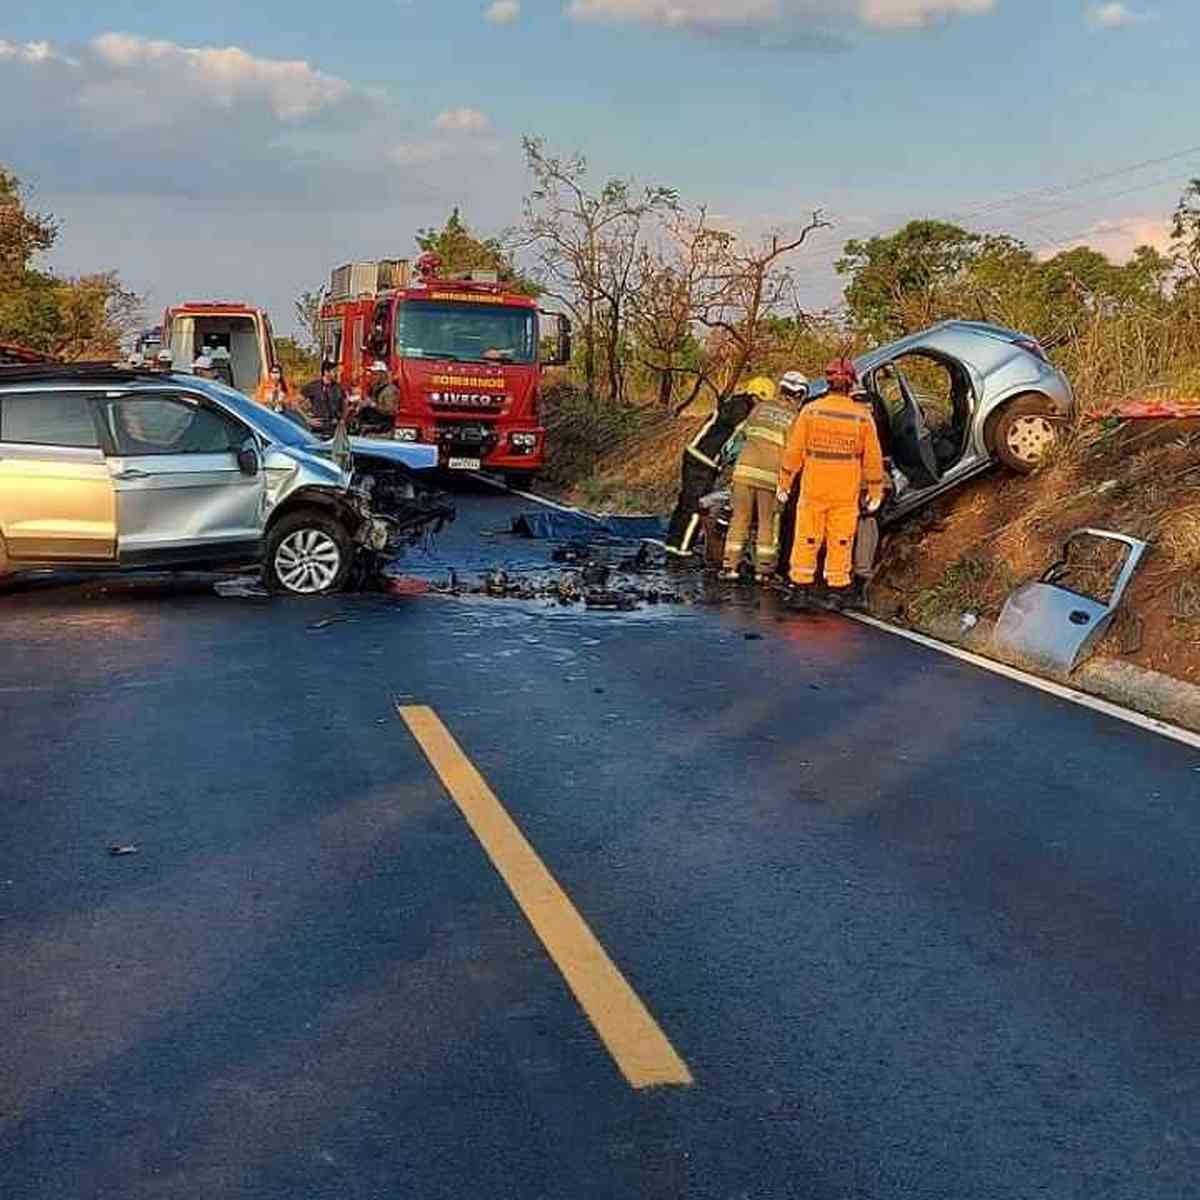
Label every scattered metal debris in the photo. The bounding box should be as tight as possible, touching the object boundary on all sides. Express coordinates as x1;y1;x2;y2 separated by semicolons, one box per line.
584;590;638;612
108;843;140;857
992;528;1150;673
213;577;271;600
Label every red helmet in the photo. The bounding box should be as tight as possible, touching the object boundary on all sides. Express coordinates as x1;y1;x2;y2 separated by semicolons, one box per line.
824;357;858;388
416;251;442;279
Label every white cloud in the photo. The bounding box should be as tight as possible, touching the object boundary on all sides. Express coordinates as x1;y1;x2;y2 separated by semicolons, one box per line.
433;106;491;132
484;0;522;24
0;38;76;65
859;0;995;30
566;0;996;41
1087;3;1147;29
89;33;350;120
1041;216;1172;262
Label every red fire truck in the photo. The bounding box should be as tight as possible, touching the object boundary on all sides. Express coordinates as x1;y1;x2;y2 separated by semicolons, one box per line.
161;301;277;394
318;255;570;477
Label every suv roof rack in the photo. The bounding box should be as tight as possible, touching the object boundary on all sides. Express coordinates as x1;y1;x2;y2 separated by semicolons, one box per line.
0;362;165;385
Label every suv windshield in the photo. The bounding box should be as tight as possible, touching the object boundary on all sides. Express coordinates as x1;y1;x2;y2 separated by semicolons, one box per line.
197;379;316;448
396;302;536;365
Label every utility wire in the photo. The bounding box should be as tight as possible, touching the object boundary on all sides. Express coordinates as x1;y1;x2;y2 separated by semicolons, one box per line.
947;142;1200;223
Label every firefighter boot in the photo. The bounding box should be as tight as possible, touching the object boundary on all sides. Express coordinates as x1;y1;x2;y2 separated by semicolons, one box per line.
787;583;813;610
822;586;849;612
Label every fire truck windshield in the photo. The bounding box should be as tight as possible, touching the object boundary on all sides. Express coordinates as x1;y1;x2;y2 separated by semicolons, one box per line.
395;302;536;365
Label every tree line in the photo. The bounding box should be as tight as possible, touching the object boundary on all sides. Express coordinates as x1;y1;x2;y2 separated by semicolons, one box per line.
7;142;1200;416
0;170;140;359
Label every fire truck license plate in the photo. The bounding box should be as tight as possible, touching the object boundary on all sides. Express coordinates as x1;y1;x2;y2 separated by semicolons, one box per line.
447;457;481;470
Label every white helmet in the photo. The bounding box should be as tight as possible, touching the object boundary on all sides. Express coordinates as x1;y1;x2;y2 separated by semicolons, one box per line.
156;349;173;364
211;345;230;360
369;359;389;373
192;354;214;371
779;370;809;400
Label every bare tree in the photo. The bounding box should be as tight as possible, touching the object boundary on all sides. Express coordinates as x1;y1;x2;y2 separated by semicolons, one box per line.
510;137;677;404
627;207;733;409
295;288;325;353
692;214;831;403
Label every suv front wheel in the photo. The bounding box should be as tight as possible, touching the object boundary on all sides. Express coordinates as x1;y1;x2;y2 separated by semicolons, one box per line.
264;509;354;596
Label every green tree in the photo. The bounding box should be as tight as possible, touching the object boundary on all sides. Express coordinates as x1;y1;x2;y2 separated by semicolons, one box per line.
837;220;991;340
417;208;538;295
1171;177;1200;282
274;336;321;385
294;288;325;352
0;166;139;358
0;168;57;284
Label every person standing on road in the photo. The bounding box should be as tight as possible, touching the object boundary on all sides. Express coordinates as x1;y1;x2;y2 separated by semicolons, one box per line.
301;361;346;436
355;360;400;435
255;364;297;412
664;380;762;558
192;354;217;380
720;372;808;582
778;358;884;609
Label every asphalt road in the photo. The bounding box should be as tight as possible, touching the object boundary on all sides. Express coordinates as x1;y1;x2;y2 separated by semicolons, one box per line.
2;480;1199;1199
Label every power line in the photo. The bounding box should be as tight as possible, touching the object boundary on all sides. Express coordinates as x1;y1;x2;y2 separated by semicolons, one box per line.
948;142;1200;223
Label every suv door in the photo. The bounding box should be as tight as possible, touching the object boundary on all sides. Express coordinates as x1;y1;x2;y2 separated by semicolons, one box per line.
98;392;265;565
0;390;117;563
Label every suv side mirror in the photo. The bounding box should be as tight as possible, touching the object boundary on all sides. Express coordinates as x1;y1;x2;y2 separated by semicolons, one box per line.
237;445;260;477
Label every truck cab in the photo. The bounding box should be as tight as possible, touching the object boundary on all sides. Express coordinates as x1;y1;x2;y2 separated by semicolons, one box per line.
162;302;277;395
319;257;570;477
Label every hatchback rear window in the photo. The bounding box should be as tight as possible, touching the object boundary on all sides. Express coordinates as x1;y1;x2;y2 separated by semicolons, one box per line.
0;392;98;448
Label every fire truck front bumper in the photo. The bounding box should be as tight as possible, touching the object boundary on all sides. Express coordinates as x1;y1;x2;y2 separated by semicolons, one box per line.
390;422;546;471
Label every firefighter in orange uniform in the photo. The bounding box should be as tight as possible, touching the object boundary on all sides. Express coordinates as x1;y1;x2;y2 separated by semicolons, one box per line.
777;357;884;609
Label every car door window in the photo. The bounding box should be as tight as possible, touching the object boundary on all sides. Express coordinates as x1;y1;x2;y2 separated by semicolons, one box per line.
0;392;99;447
104;396;245;456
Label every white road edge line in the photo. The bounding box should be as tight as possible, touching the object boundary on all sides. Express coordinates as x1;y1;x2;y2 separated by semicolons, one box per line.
846;611;1200;752
468;471;597;518
471;471;1200;751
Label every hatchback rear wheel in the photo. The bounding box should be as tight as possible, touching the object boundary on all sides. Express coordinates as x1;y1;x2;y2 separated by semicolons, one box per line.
989;394;1061;473
264;509;354;595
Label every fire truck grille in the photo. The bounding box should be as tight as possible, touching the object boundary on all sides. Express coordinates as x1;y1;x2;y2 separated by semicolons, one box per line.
436;423;499;453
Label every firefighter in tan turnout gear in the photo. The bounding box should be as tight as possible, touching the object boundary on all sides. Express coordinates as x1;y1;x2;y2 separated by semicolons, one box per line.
720;372;808;582
778;357;884;609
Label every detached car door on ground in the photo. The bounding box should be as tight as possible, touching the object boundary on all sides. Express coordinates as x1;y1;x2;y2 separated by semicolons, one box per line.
0;391;117;564
98;393;265;566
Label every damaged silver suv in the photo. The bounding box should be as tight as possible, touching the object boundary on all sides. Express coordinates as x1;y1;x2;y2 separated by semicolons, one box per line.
0;364;453;595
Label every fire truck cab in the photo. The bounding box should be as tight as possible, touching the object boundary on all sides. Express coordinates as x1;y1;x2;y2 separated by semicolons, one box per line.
319;257;569;476
162;302;277;394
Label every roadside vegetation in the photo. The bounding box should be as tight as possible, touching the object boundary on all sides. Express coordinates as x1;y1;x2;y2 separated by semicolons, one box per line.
0;169;140;358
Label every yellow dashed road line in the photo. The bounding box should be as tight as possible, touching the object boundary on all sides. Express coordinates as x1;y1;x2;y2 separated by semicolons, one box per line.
397;704;693;1090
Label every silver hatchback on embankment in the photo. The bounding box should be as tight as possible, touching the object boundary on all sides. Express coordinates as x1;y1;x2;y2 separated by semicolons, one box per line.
817;320;1075;525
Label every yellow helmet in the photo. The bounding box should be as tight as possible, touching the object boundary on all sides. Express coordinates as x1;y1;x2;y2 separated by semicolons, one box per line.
743;376;776;403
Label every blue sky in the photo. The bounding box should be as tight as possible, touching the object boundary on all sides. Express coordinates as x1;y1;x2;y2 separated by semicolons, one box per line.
2;1;1197;333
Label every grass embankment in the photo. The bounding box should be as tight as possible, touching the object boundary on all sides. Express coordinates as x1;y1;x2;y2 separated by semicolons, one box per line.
542;384;1200;686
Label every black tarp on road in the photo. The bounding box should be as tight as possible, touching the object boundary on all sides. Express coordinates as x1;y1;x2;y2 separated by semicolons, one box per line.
511;509;667;541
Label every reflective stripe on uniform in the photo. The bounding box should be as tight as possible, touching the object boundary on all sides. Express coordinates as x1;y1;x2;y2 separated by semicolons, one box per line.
743;425;786;447
732;463;780;488
681;512;701;552
686;445;719;469
820;409;869;423
809;449;856;461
